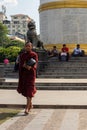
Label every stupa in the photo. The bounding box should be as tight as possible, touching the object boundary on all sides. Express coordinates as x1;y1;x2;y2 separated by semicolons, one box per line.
39;0;87;46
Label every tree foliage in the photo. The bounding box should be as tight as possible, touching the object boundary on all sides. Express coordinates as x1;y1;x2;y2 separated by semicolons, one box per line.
0;22;10;46
5;39;25;48
0;23;25;62
0;46;21;62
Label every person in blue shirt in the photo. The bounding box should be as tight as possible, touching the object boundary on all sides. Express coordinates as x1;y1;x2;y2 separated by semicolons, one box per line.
72;44;85;57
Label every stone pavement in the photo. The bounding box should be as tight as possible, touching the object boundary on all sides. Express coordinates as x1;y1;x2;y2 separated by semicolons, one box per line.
1;78;87;129
0;78;87;108
1;89;87;109
1;109;87;130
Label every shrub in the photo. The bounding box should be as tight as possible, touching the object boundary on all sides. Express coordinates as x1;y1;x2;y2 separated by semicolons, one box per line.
0;46;21;62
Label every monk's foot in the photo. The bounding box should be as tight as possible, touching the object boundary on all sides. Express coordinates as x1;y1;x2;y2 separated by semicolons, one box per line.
24;109;29;115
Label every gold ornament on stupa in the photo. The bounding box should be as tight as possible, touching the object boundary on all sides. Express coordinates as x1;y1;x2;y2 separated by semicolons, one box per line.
39;0;87;12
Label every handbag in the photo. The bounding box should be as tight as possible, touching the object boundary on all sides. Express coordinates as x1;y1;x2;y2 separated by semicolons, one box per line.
26;58;36;66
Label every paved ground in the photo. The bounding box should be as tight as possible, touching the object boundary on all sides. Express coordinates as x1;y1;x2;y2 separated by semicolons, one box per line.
1;78;87;129
0;78;87;108
1;89;87;108
1;109;87;130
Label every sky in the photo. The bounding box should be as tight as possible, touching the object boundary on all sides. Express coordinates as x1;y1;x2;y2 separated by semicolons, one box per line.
0;0;40;34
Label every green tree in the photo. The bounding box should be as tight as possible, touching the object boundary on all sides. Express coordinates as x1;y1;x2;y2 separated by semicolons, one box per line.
5;39;25;48
0;46;21;62
0;22;9;46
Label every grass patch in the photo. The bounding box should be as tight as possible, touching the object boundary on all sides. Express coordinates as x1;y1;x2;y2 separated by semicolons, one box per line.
0;108;22;124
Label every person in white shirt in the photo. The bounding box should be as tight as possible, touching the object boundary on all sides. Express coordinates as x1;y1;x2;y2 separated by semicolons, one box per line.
72;44;85;57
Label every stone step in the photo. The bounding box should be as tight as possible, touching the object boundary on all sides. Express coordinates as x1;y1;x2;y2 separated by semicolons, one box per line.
0;81;87;90
3;62;87;69
1;85;87;90
4;67;14;70
4;76;18;78
4;70;87;78
49;61;86;63
0;78;5;82
47;62;87;65
43;66;87;69
48;59;87;62
40;71;87;74
39;70;87;73
41;71;87;74
5;68;87;73
39;68;87;72
2;56;87;78
47;62;87;66
48;56;87;60
45;65;87;68
4;73;18;76
1;81;87;86
36;86;87;90
6;70;87;75
46;66;87;69
42;69;87;72
38;75;87;78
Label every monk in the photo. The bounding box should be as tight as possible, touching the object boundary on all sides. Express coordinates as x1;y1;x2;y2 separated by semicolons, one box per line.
17;41;38;114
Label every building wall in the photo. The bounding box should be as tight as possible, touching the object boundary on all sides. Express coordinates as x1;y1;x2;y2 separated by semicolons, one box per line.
10;14;29;35
3;14;31;36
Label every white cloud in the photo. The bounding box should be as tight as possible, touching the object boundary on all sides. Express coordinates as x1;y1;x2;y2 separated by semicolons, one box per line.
4;0;18;5
0;0;18;6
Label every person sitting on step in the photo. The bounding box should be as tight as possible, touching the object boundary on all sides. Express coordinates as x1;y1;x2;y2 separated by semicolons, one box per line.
47;46;59;58
59;44;69;61
72;44;85;57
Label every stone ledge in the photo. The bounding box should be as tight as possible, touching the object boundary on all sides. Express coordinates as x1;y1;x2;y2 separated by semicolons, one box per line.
1;104;87;109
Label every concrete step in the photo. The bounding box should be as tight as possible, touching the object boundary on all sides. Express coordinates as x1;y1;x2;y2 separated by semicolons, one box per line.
38;75;87;78
0;78;5;82
47;63;87;66
48;60;87;63
1;85;87;90
38;72;87;75
0;81;87;90
5;69;87;78
2;56;87;79
39;70;87;73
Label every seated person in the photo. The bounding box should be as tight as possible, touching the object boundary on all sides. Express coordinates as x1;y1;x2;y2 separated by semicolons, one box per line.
72;44;85;57
48;46;58;58
59;44;69;61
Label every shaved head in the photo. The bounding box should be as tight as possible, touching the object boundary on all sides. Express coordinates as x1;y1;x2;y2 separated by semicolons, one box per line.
25;41;32;46
25;42;33;51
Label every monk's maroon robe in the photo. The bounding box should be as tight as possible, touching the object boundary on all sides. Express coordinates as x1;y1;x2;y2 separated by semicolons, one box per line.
17;50;38;97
